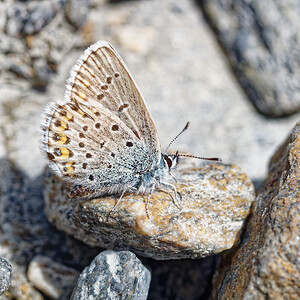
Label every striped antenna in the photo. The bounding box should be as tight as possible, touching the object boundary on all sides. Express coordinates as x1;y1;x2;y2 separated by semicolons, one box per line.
166;122;190;151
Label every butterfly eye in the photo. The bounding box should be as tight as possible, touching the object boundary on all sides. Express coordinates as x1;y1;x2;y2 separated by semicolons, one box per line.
163;155;173;169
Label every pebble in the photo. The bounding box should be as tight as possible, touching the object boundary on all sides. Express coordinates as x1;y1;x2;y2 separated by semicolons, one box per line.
27;255;80;299
71;250;151;300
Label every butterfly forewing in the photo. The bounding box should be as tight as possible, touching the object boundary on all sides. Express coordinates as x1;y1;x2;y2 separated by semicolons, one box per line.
67;41;160;157
41;41;162;194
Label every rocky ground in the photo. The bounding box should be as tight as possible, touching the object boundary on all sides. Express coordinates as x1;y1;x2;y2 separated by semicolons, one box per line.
0;0;299;299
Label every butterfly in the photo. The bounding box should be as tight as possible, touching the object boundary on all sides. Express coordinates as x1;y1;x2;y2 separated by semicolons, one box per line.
41;41;220;214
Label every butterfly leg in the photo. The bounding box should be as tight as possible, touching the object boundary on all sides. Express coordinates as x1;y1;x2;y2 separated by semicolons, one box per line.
169;171;177;183
159;181;182;210
106;188;128;221
145;185;156;219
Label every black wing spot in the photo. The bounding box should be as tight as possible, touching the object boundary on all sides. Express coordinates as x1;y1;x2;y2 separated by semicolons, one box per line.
112;124;119;131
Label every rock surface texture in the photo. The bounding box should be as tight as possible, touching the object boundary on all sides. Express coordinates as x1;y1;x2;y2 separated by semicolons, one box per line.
201;0;300;117
71;250;151;300
212;122;300;299
44;162;255;260
0;257;11;295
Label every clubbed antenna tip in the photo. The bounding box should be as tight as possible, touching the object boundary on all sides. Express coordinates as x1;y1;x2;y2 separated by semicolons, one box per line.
166;122;190;151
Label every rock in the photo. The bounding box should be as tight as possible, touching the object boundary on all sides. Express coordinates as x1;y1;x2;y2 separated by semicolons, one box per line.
0;0;88;91
4;0;64;37
44;161;255;260
0;257;12;295
65;0;90;29
212;122;300;299
0;0;298;297
200;0;300;117
27;255;80;300
71;250;151;300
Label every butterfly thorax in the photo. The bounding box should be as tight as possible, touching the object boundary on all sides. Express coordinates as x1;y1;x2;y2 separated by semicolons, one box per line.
134;153;178;194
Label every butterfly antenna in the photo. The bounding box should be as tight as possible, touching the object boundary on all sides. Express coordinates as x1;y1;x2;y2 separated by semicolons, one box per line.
166;122;190;151
176;152;222;162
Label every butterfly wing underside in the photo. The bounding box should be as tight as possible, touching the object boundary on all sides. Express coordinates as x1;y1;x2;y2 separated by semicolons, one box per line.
41;41;161;194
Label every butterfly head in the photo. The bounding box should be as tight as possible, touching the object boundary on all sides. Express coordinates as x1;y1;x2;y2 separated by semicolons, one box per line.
162;152;179;171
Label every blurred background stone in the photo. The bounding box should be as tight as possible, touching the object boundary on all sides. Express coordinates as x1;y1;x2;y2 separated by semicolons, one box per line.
71;250;151;300
200;0;300;117
44;162;255;259
27;255;80;300
212;122;300;299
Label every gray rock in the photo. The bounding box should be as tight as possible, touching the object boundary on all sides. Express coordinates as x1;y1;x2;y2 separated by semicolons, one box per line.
0;257;12;295
71;250;151;300
4;0;65;37
0;0;299;296
201;0;300;117
0;0;86;91
65;0;90;29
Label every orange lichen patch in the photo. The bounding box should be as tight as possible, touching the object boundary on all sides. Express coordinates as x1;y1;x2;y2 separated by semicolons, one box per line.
208;178;228;191
211;163;227;171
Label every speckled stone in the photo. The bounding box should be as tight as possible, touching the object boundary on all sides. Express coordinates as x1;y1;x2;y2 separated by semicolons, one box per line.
44;161;255;260
27;255;80;300
0;257;11;295
71;250;151;300
212;122;300;299
200;0;300;117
